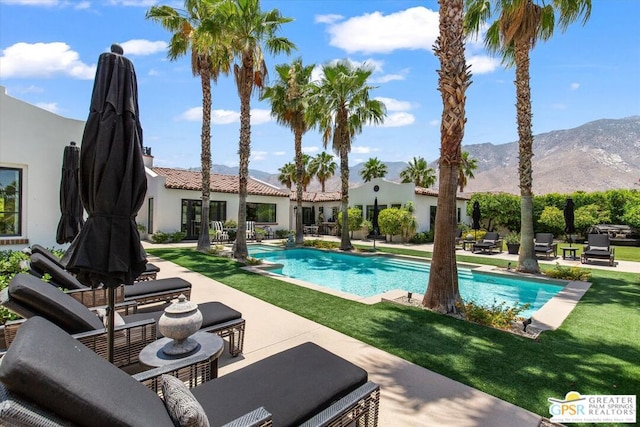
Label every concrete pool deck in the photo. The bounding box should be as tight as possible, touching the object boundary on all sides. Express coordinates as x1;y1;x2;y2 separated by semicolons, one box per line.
143;238;638;426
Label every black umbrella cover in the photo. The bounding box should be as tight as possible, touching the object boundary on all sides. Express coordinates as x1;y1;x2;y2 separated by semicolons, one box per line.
56;142;84;244
63;46;147;288
472;201;481;230
372;197;379;234
564;198;576;234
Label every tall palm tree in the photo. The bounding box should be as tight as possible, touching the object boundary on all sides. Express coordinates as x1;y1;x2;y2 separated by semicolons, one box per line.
262;59;314;244
465;0;591;273
146;0;231;253
308;151;337;192
277;162;296;190
221;0;295;260
458;150;478;192
360;157;388;182
422;0;471;313
400;156;436;188
307;61;386;251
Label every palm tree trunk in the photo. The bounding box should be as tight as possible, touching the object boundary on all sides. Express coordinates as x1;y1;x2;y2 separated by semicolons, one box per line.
295;130;304;245
339;143;353;251
422;0;468;313
234;56;253;261
197;69;212;252
514;40;539;274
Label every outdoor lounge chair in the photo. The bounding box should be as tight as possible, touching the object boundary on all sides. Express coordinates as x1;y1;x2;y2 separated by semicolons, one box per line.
0;316;380;427
29;252;191;308
210;220;229;242
0;274;245;365
534;233;558;259
31;243;160;281
472;231;503;254
581;233;616;266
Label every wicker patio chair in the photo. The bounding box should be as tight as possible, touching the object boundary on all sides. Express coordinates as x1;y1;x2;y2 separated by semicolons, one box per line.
534;233;558;259
0;317;380;427
0;274;245;364
29;252;191;308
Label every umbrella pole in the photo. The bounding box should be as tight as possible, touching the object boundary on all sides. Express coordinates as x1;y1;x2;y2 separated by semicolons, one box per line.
106;287;115;363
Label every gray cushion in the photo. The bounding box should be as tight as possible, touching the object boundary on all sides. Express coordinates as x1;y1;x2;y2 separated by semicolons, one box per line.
191;342;367;426
124;277;191;298
30;253;88;290
0;317;174;427
30;244;66;270
161;375;210;427
8;274;104;334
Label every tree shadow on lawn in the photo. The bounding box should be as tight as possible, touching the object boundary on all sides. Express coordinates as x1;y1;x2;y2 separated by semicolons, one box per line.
364;302;640;418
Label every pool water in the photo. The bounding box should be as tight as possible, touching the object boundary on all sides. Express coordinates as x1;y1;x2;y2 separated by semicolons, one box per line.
249;246;563;318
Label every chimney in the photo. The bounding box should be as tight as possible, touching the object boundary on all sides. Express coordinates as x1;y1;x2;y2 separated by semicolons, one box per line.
142;146;153;168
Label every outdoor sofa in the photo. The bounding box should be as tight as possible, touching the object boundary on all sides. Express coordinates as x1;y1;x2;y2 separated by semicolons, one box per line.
581;234;616;266
472;231;503;254
534;233;558;259
0;274;245;365
0;316;381;427
29;251;191;309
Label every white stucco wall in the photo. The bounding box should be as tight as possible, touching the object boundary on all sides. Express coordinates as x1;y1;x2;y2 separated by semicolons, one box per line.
0;86;85;251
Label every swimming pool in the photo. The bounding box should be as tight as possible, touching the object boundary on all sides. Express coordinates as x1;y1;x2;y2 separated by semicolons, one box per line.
249;245;563;318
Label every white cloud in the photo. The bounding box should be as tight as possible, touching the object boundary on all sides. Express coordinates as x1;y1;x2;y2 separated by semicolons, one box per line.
2;0;90;8
273;151;287;156
177;107;271;125
324;7;439;54
0;42;95;79
352;146;373;154
251;151;268;161
429;119;439;127
370;69;409;83
250;109;272;125
119;40;167;56
380;112;415;127
467;55;500;74
314;14;343;24
570;83;580;90
35;102;59;113
302;146;320;154
375;97;413;112
107;0;159;6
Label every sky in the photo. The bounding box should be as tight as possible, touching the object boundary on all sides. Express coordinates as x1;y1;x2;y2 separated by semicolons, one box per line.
1;0;639;174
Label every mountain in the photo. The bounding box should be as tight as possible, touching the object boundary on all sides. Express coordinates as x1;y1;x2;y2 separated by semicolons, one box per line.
209;116;640;195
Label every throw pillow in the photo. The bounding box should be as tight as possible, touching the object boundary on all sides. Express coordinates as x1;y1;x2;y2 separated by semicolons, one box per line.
590;246;608;251
161;374;210;427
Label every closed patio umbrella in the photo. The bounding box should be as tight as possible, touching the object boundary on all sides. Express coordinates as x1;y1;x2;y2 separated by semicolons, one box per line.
372;197;379;250
472;201;481;240
63;44;147;362
564;198;575;246
56;141;84;244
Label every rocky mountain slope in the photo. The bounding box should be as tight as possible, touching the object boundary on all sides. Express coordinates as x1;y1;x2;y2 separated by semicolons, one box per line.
210;116;640;195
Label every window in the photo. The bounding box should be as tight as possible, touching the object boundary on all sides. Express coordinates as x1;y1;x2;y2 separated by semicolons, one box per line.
0;167;22;236
210;201;227;222
147;198;154;234
366;204;387;221
457;207;461;223
246;202;276;223
391;203;402;209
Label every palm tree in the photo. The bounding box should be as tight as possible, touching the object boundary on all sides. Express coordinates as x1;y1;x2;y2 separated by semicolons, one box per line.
277;162;296;190
221;0;295;260
422;0;471;313
307;61;386;251
262;58;314;244
360;157;388;182
465;0;591;273
146;0;231;253
400;156;436;188
309;151;337;192
458;151;478;192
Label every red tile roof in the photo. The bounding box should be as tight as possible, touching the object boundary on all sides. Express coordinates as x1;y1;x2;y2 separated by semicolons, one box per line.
152;167;289;197
290;191;342;202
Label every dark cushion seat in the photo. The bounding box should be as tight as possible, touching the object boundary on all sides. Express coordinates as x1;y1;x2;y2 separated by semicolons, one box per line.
30;253;86;290
192;342;368;426
123;277;190;298
0;317;174;427
124;301;242;339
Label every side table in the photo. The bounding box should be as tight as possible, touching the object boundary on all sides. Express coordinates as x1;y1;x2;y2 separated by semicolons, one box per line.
462;240;476;251
139;331;224;386
562;247;577;260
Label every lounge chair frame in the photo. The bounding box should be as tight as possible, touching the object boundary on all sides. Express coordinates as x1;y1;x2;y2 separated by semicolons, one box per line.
534;233;558;259
472;232;503;254
581;234;615;266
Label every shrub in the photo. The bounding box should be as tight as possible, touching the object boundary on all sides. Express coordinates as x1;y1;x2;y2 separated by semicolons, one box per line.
275;229;290;239
302;239;340;250
224;219;238;229
169;231;186;242
245;257;263;265
409;231;430;244
544;263;591;281
0;250;30;324
151;231;185;243
458;299;531;329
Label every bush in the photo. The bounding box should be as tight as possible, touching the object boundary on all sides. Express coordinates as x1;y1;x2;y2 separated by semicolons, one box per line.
151;231;186;244
458;299;531;329
224;219;238;229
409;231;431;244
302;239;340;250
544;263;591;281
275;229;290;239
0;250;30;324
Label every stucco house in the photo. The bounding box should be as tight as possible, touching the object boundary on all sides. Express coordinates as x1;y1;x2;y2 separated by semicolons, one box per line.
0;86;85;251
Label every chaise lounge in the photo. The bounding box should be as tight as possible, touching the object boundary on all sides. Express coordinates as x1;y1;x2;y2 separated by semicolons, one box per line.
581;234;616;266
0;316;380;427
29;252;191;309
534;233;558;259
0;274;245;365
472;231;503;254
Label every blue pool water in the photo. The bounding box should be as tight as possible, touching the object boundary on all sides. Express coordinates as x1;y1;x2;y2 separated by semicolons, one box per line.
249;246;563;318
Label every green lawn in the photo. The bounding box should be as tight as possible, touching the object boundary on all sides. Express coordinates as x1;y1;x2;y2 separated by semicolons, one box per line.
148;247;639;426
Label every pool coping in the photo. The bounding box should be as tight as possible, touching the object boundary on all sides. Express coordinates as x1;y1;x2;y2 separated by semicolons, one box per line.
244;244;592;332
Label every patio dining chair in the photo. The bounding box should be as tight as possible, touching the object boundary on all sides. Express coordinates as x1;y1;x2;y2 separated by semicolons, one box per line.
210;221;229;242
0;316;380;427
581;233;616;266
0;274;245;366
246;221;256;240
534;233;558;259
472;231;503;254
29;252;191;309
